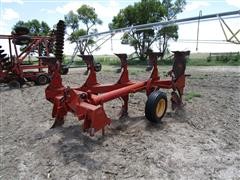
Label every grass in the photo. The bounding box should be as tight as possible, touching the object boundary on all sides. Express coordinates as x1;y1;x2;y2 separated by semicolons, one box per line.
185;91;202;102
189;76;204;80
187;52;240;66
62;52;240;67
130;69;146;75
187;57;240;66
23;52;240;67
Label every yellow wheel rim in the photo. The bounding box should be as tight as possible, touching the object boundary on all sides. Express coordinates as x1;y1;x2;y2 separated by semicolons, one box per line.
156;99;166;117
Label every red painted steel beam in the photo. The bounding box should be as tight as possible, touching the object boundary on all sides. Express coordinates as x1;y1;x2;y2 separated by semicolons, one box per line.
77;82;134;94
91;81;146;104
153;80;173;88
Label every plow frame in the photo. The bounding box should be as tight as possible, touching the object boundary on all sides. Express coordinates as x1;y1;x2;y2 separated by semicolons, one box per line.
44;50;190;136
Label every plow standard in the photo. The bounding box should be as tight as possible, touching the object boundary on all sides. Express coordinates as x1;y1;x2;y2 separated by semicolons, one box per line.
43;21;190;136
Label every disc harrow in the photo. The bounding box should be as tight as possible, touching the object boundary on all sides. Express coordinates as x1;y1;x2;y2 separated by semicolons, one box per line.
0;20;69;88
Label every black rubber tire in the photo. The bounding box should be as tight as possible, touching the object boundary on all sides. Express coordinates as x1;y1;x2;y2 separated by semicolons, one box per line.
13;35;32;45
146;65;153;72
116;68;121;73
94;62;102;72
35;74;50;85
14;26;30;35
145;90;167;123
8;80;21;89
60;66;69;75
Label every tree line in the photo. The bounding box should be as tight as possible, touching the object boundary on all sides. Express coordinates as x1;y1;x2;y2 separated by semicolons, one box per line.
13;0;186;60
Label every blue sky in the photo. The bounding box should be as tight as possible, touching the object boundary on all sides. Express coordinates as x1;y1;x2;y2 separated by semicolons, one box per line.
0;0;240;54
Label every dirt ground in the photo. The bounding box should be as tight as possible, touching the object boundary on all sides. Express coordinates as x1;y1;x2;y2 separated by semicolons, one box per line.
0;66;240;180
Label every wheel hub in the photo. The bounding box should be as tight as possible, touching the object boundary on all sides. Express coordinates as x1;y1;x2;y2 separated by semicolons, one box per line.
156;99;166;117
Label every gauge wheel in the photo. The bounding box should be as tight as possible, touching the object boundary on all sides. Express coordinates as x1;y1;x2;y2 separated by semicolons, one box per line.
94;62;102;72
35;74;50;85
145;90;167;123
60;66;69;75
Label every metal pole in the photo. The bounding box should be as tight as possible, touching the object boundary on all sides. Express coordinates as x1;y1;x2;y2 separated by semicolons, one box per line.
196;10;202;51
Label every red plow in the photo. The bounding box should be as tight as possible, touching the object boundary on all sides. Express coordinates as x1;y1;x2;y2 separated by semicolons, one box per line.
44;20;190;136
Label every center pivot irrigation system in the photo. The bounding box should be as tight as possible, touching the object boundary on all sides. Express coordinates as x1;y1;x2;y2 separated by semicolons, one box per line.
69;10;240;63
43;11;240;136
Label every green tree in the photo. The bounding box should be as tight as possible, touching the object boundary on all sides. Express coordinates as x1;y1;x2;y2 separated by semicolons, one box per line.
110;0;186;60
157;0;186;55
64;5;102;55
110;0;164;61
13;19;50;36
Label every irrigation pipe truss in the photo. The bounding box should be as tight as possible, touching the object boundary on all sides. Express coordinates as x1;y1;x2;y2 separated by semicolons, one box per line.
67;10;239;66
77;10;240;41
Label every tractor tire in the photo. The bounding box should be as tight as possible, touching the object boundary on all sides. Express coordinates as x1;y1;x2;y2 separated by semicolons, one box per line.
60;66;69;75
13;35;32;46
145;90;167;123
35;74;50;85
14;26;30;35
8;80;21;89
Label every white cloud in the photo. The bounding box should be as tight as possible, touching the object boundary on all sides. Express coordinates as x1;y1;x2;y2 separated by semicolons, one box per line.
2;8;20;21
40;8;55;14
225;0;240;8
1;0;23;4
93;0;120;19
51;0;120;19
185;1;210;12
55;1;83;14
0;8;20;35
0;20;7;34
